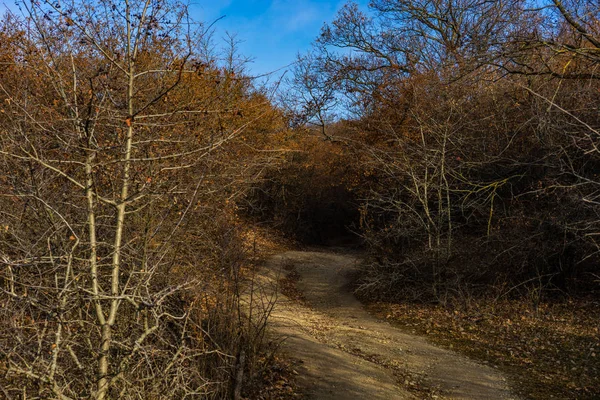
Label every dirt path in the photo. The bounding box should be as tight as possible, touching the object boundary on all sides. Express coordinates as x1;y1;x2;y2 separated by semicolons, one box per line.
260;250;518;400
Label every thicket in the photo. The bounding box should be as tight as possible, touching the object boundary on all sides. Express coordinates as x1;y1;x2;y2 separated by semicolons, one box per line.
243;124;361;245
252;0;600;304
0;1;285;398
2;0;599;397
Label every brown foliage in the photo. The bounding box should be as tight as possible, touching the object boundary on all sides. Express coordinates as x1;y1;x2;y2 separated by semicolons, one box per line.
0;2;284;398
282;0;600;303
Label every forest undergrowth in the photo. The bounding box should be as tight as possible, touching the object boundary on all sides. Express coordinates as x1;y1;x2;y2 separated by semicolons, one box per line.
367;297;599;399
3;0;600;398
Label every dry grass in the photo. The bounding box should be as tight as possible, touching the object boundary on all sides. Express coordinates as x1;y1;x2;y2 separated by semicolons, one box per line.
243;354;301;399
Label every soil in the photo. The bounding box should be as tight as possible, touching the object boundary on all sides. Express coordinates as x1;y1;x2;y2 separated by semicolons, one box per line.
258;249;519;399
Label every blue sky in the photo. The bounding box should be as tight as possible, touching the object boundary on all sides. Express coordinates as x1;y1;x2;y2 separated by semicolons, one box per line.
0;0;369;77
190;0;369;77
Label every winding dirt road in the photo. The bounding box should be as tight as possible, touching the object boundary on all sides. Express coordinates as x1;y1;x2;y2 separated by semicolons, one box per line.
260;250;518;400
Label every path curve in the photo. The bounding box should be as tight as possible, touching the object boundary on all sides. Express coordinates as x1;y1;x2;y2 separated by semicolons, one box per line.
260;250;518;400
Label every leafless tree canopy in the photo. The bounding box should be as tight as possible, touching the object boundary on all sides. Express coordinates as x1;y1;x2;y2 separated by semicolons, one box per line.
2;0;600;397
266;0;600;302
0;1;283;398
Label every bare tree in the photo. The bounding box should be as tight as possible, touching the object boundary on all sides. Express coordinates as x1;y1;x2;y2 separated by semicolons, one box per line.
286;0;600;301
0;1;281;398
